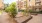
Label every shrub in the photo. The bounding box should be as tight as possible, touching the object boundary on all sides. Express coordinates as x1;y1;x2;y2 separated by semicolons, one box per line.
39;11;42;14
5;2;17;18
29;10;39;13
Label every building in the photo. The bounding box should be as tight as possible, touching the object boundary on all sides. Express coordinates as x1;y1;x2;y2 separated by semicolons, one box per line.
17;0;24;10
17;0;28;10
28;0;42;11
17;0;42;11
28;0;41;6
0;0;4;10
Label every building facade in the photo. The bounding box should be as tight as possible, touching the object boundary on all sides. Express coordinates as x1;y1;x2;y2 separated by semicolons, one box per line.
17;0;28;10
17;0;24;10
28;0;42;11
28;0;41;6
17;0;42;11
0;0;4;9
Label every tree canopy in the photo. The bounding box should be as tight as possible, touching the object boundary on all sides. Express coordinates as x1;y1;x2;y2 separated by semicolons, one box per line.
5;2;17;18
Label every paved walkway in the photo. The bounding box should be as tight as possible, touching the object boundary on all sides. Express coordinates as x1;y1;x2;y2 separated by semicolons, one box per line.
0;11;17;23
15;16;31;23
15;12;31;23
27;14;42;23
0;11;42;23
15;12;42;23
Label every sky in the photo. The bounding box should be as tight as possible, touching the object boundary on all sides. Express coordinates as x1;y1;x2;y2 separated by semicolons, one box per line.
4;0;17;4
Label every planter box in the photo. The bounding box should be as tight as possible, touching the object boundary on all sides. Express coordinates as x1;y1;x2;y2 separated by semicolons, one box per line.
15;15;32;23
30;13;38;15
15;12;24;17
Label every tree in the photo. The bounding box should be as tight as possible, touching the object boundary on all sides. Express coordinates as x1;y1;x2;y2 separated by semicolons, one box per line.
5;2;17;18
4;3;9;10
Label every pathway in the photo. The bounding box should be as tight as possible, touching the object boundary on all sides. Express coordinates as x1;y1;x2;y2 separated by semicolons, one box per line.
27;14;42;23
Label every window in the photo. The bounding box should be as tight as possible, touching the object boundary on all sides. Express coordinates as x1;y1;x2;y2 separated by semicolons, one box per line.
35;0;40;2
35;3;41;6
24;1;26;3
29;0;31;2
36;0;40;1
29;4;32;6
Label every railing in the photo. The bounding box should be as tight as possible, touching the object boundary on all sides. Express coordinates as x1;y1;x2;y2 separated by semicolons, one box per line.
35;1;41;3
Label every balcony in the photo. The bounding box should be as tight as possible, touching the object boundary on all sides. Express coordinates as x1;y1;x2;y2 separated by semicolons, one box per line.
35;3;41;6
35;1;41;3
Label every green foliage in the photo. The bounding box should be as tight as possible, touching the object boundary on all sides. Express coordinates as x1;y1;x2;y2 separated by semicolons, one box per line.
29;9;42;14
29;10;33;13
20;10;25;12
20;10;29;16
39;11;42;14
29;10;39;13
5;2;17;18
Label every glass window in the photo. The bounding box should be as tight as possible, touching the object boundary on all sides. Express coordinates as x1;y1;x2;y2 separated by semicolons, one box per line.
29;0;31;2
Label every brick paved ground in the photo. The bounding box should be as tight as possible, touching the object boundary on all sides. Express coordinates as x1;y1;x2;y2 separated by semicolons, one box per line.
0;11;17;23
15;12;31;23
15;12;42;23
27;14;42;23
0;11;42;23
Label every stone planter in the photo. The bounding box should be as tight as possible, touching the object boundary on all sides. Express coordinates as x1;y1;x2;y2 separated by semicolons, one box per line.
15;12;24;18
15;12;32;23
15;15;32;23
